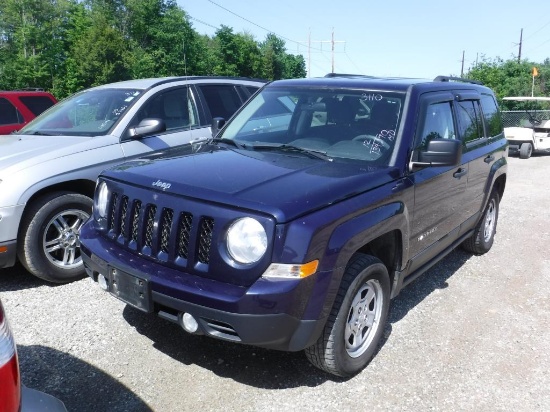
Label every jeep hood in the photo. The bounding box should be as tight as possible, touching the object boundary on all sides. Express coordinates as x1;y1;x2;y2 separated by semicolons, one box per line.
105;145;399;222
0;134;113;174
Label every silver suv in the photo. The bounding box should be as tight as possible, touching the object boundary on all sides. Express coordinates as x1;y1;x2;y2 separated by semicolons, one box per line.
0;76;264;283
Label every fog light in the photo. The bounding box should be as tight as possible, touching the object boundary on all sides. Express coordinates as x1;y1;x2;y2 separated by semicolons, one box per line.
180;312;199;333
98;274;108;291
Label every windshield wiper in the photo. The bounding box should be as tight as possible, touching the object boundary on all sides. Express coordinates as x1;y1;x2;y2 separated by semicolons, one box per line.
28;131;59;136
251;143;331;161
210;137;247;149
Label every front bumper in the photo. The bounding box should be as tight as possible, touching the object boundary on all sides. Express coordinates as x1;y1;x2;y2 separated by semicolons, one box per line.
80;236;330;352
0;239;17;269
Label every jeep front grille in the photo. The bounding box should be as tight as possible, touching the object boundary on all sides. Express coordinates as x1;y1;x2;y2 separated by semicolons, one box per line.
198;218;214;264
106;191;214;266
176;213;193;259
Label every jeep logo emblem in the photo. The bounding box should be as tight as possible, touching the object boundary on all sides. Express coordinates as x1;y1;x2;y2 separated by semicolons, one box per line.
152;180;171;190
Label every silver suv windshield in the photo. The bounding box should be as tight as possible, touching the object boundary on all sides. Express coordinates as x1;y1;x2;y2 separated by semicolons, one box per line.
220;87;405;164
20;88;143;136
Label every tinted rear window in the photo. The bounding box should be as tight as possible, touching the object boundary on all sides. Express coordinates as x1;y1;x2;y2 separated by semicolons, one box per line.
19;95;56;116
0;97;23;125
198;85;242;120
480;94;503;138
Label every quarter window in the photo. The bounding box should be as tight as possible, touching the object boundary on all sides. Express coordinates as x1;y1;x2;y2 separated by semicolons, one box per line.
480;94;503;138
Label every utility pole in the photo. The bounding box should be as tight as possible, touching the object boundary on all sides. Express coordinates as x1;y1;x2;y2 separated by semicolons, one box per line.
460;50;465;77
518;28;523;63
331;29;335;73
300;30;345;77
308;29;311;79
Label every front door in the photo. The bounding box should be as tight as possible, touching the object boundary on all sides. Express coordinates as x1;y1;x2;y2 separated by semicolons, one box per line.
408;92;467;273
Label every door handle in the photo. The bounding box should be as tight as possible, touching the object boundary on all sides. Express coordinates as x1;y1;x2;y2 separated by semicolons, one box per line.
392;180;405;191
484;154;495;164
453;168;467;179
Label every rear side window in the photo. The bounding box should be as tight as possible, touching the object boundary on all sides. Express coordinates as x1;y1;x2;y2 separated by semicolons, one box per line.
198;85;242;120
19;95;56;116
480;94;503;138
457;100;483;143
0;98;23;125
245;86;260;96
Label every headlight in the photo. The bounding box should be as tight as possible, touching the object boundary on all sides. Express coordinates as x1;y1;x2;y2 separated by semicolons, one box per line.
95;181;110;219
226;217;267;264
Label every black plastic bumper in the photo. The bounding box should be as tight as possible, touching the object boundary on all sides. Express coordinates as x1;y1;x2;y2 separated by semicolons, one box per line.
0;240;17;269
82;250;327;352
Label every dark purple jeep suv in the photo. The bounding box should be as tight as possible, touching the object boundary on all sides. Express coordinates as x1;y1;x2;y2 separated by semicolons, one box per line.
80;74;507;377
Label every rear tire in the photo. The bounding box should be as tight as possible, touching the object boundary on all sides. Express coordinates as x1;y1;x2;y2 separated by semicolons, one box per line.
519;142;533;159
462;190;499;255
17;192;92;283
304;254;390;377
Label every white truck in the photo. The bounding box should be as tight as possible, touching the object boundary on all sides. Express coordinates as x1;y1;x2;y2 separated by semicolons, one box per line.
503;96;550;159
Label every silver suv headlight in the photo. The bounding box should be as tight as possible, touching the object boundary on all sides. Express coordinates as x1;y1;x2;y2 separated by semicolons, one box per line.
226;217;267;264
95;181;110;219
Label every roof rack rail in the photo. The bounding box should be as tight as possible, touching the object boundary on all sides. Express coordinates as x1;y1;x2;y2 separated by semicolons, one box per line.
324;73;379;79
433;76;482;85
16;87;45;91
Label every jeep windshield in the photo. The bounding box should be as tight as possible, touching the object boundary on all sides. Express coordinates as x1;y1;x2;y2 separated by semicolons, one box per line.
19;88;143;136
219;87;405;164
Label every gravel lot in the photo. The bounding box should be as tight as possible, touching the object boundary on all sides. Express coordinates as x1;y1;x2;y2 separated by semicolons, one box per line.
1;154;549;412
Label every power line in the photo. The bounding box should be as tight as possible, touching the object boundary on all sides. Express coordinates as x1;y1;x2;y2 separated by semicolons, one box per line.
195;2;355;76
206;0;298;46
523;19;550;41
344;52;363;74
189;16;219;31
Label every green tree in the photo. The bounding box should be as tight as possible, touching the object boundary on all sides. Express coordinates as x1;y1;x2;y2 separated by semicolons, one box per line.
0;0;75;92
260;33;286;80
467;57;550;108
0;0;307;97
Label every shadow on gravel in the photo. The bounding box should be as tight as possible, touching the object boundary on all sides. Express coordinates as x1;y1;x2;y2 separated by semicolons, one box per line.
122;306;336;388
121;248;473;389
388;248;471;324
0;263;54;292
18;345;152;412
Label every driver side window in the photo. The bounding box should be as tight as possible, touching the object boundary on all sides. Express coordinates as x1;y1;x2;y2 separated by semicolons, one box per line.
418;101;456;149
132;87;199;132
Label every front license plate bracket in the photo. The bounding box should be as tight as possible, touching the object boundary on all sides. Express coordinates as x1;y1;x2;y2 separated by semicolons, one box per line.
108;267;152;313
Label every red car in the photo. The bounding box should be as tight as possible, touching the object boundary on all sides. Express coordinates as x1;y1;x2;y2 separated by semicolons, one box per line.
0;299;67;411
0;90;57;135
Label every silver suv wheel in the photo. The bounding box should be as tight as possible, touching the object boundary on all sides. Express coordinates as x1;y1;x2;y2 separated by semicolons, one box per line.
43;208;89;269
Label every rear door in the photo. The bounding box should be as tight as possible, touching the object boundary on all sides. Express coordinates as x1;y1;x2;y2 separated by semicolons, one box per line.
457;92;503;235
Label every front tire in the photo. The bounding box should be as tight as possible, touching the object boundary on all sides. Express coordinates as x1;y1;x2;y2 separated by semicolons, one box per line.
305;254;390;377
462;190;499;255
17;192;92;283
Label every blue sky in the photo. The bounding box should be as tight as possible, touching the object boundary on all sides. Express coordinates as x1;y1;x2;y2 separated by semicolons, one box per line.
178;0;550;80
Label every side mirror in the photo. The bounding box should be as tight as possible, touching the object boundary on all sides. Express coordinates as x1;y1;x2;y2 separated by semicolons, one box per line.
412;139;462;167
128;118;166;139
211;117;226;138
